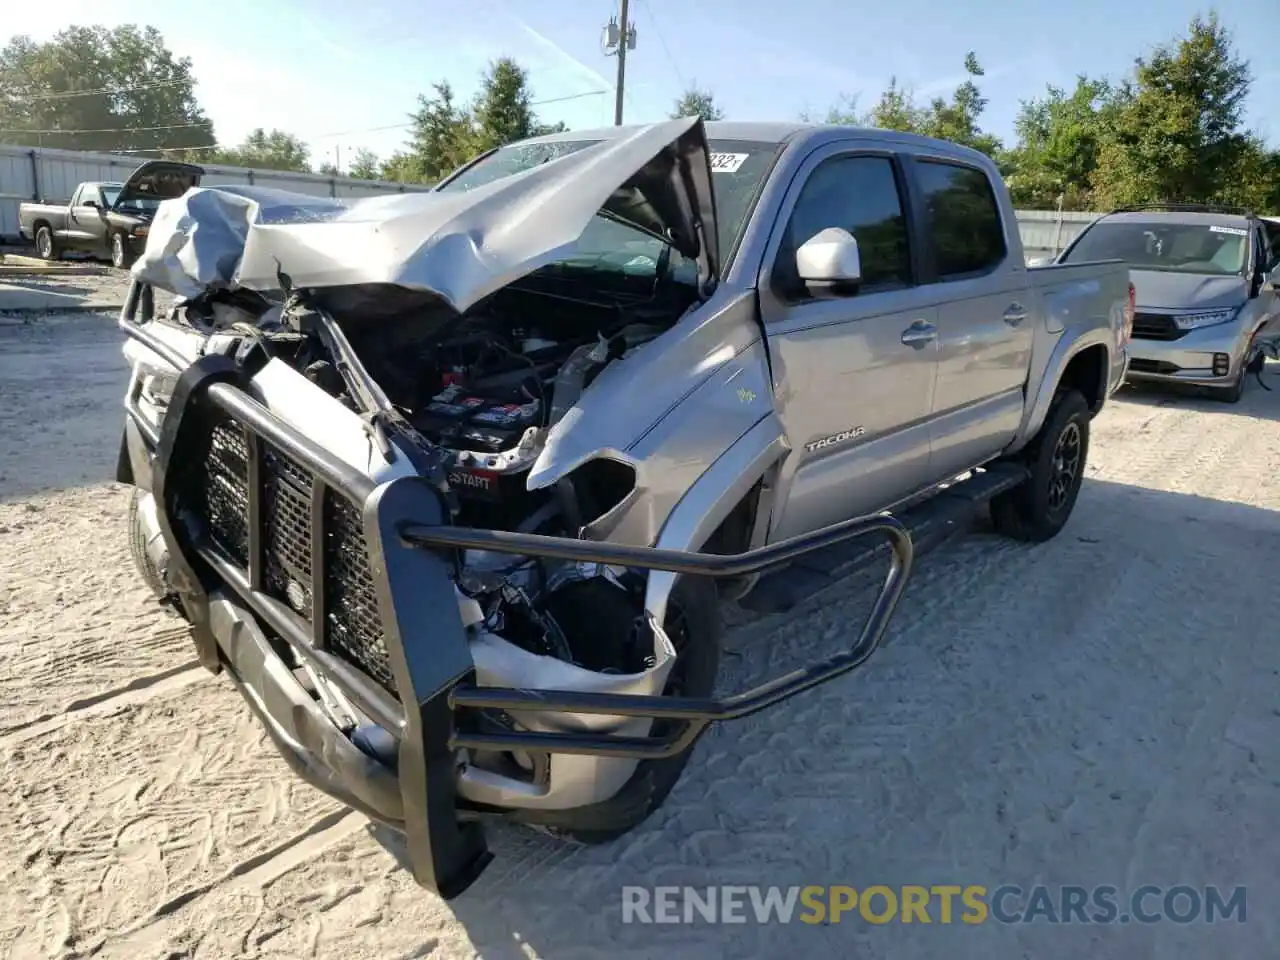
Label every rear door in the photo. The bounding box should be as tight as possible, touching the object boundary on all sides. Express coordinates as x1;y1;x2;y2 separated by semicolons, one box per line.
758;144;941;541
903;155;1033;479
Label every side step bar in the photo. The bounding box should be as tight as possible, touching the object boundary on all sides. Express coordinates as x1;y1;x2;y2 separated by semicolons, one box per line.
740;463;1030;615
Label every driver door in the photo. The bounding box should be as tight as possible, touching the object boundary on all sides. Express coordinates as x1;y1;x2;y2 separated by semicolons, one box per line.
759;146;941;541
67;185;104;250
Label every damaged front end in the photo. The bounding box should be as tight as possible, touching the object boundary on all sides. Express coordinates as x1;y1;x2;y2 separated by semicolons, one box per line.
116;118;917;898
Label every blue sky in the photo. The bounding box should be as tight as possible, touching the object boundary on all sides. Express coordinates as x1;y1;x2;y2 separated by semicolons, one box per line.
5;0;1276;171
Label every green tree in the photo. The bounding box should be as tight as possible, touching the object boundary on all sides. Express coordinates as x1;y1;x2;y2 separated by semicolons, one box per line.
348;147;381;180
0;25;214;153
1004;76;1115;209
1091;13;1256;207
819;54;1001;158
390;60;585;184
860;81;925;132
213;128;311;172
472;57;534;151
316;161;340;176
670;85;725;122
397;81;475;184
917;52;1002;157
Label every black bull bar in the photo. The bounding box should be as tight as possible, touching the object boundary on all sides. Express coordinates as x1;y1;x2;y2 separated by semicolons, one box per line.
120;310;915;900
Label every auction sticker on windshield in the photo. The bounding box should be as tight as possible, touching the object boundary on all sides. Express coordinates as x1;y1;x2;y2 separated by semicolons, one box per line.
709;153;748;173
1209;225;1248;236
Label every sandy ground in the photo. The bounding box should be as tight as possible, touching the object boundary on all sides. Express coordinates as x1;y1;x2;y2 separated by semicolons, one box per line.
2;310;1279;959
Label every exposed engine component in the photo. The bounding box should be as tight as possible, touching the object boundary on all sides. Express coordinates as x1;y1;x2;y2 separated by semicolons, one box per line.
176;277;686;676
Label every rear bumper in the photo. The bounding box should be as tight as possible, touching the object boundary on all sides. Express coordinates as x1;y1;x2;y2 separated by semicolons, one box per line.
117;294;916;900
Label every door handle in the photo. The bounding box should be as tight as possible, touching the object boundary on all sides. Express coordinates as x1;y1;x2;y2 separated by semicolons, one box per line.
901;321;938;347
1003;303;1028;326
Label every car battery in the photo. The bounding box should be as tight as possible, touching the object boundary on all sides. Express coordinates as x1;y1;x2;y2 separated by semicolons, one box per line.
414;386;542;453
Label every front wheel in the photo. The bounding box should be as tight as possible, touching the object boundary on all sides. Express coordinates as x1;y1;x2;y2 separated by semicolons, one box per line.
991;388;1091;543
110;231;134;270
127;488;170;600
514;575;722;843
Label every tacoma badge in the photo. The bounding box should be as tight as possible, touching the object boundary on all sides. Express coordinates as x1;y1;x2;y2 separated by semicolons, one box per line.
805;426;865;453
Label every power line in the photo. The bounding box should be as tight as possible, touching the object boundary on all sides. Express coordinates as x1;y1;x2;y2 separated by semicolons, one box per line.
3;76;193;103
3;89;607;140
3;84;612;157
0;121;211;136
637;0;687;92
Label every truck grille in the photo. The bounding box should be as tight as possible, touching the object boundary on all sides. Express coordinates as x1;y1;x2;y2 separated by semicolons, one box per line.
1131;312;1187;342
187;411;396;695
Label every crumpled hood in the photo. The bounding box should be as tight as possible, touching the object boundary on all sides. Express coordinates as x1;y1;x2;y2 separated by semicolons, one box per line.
1131;269;1246;312
132;117;719;311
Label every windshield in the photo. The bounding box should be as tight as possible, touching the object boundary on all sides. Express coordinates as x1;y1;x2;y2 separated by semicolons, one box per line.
1061;220;1249;276
436;137;779;279
101;185;163;212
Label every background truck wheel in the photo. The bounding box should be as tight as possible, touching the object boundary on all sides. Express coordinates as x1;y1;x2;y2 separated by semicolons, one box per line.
516;574;722;843
34;225;59;261
111;231;134;270
990;388;1091;543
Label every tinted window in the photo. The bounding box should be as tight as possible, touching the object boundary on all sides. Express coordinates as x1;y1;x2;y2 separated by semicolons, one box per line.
774;155;911;298
1264;221;1280;267
916;161;1006;277
1059;220;1249;276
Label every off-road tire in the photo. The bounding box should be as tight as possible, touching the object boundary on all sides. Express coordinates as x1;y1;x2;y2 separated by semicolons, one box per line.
111;231;134;270
128;488;171;601
990;388;1090;543
34;225;59;261
512;575;722;843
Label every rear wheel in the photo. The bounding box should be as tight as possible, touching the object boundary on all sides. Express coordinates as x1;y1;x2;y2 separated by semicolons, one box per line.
991;388;1091;543
514;575;722;842
34;225;58;261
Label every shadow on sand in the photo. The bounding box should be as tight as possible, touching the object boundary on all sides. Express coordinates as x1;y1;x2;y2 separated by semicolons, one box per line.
1118;357;1280;422
360;477;1280;960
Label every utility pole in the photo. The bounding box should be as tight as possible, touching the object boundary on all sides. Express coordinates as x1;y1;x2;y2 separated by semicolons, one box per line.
603;2;636;126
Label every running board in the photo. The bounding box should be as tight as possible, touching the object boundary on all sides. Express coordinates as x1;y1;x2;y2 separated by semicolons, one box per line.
738;463;1029;615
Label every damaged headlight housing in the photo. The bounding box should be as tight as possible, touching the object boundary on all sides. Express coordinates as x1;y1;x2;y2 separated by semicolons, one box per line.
1172;307;1238;331
133;360;180;425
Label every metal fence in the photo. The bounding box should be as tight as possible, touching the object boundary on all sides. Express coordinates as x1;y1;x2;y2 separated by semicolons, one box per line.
1017;208;1099;262
0;142;1100;258
0;143;433;240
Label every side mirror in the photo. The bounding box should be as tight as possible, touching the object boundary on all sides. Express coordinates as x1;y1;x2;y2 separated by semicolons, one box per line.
1269;266;1280;290
82;199;99;209
795;227;862;296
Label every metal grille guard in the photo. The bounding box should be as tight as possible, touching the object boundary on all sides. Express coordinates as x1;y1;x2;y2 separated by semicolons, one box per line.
119;306;914;744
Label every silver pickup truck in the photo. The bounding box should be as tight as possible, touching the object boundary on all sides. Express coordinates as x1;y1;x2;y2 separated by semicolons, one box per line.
113;118;1131;898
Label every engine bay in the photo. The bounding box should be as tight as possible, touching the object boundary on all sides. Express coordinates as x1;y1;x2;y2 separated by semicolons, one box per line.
175;274;692;537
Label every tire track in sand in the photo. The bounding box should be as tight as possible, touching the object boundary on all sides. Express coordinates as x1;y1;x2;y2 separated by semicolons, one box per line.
0;678;348;959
